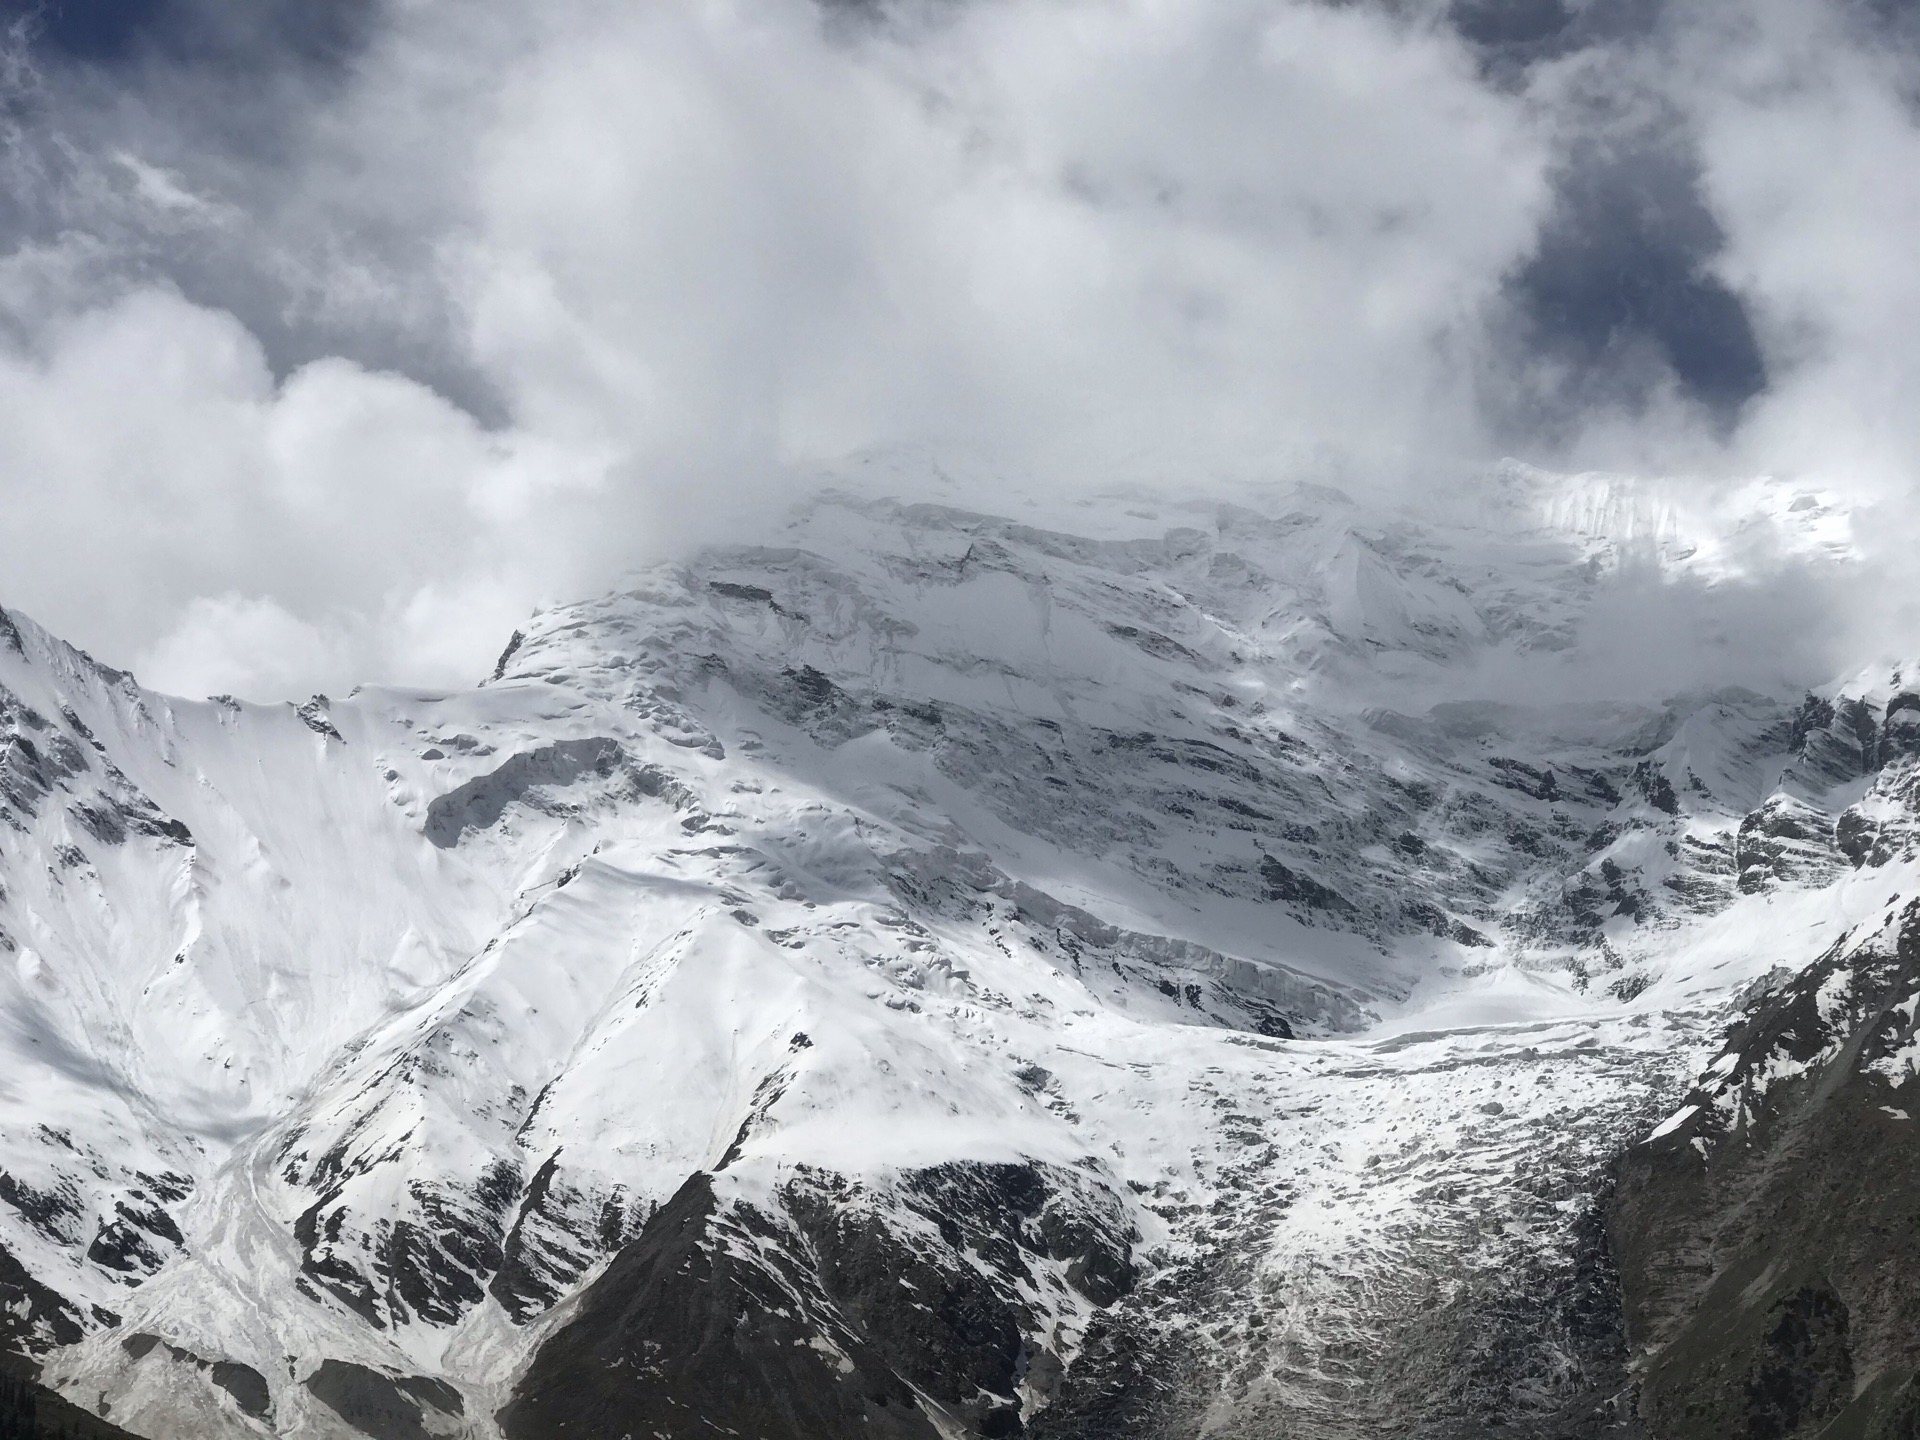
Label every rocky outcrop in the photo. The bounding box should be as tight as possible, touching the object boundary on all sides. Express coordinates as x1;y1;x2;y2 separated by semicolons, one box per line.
0;1359;148;1440
0;1243;87;1353
292;1166;520;1330
1734;794;1840;894
424;737;630;847
499;1173;941;1440
502;1161;1136;1440
304;1360;463;1440
120;1335;270;1421
1611;904;1920;1438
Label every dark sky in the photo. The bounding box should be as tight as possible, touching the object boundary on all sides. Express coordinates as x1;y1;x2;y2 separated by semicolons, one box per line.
22;0;372;67
12;0;1774;431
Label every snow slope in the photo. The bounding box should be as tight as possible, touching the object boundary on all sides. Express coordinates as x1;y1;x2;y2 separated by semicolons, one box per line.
0;471;1904;1438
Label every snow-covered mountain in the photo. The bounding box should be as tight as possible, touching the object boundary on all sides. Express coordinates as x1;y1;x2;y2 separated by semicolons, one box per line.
0;470;1913;1439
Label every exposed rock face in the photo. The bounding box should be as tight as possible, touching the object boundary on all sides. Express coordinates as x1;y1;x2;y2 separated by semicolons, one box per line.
0;1353;149;1440
0;1242;88;1352
118;1336;270;1421
1734;794;1841;894
501;1173;941;1440
304;1360;464;1440
422;737;629;848
1612;893;1920;1438
504;1158;1139;1439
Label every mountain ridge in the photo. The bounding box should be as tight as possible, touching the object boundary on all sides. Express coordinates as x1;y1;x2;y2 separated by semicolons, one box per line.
0;474;1909;1438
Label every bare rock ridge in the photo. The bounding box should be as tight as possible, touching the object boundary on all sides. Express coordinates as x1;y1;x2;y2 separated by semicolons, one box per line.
0;475;1909;1438
501;1160;1136;1440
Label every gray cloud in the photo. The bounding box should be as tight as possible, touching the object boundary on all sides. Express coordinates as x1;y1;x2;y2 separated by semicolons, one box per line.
0;0;1914;700
1501;128;1767;432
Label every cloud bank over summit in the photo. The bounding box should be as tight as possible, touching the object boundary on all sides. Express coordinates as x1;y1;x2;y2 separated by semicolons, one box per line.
0;0;1916;698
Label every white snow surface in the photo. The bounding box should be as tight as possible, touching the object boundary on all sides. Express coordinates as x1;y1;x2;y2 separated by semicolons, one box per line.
0;473;1903;1437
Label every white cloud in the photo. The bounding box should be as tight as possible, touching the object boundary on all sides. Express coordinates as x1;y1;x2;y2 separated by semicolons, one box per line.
0;0;1567;697
1683;1;1920;495
0;284;617;696
451;0;1547;478
2;0;1919;698
136;593;351;702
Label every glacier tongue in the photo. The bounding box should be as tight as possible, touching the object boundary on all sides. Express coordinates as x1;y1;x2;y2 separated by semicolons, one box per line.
0;479;1910;1438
